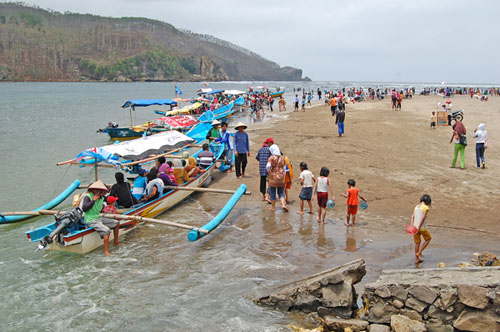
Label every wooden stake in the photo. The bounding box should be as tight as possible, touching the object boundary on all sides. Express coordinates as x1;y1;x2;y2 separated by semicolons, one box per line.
1;209;208;233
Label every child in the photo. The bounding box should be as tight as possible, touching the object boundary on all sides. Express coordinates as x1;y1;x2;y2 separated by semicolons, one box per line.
341;179;366;227
312;167;335;223
430;111;436;129
102;196;118;214
411;194;432;264
296;162;315;215
301;97;306;111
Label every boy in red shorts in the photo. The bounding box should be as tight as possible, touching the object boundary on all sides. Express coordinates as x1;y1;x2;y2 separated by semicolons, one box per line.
341;179;366;227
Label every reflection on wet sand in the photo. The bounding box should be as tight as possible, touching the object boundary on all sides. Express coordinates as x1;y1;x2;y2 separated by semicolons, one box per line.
344;229;357;252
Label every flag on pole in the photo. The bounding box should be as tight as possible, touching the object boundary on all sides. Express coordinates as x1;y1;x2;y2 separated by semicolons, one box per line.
175;85;183;95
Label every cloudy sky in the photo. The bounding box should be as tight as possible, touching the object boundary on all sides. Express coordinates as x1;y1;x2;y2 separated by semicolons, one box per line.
21;0;500;83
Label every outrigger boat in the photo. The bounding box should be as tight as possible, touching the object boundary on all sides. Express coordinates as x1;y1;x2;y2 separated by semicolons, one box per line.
99;99;236;141
269;90;285;98
25;127;246;254
98;98;179;140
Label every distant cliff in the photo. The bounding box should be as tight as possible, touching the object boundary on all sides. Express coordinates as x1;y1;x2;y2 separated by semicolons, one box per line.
0;3;306;82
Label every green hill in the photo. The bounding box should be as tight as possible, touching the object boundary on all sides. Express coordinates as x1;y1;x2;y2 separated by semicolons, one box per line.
0;3;306;81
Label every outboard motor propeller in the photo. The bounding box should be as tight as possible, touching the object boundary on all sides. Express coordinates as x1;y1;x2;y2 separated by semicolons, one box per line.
38;208;83;249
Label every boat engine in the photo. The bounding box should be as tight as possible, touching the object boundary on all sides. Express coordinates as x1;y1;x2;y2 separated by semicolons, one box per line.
37;208;84;250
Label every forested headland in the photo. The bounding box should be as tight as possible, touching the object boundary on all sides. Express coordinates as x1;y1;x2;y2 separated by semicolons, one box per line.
0;3;306;82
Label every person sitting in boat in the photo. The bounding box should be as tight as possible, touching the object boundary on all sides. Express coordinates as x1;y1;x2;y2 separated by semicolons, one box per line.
142;170;164;202
108;121;118;128
206;120;221;143
109;172;138;208
158;162;178;190
197;143;216;169
131;168;148;201
182;152;204;180
81;180;120;256
102;196;118;214
150;156;166;176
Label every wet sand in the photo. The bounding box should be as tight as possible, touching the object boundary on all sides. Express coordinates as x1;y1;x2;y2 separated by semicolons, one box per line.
196;95;500;286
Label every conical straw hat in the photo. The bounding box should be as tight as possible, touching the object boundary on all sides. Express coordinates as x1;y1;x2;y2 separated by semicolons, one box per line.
234;122;247;129
88;180;109;192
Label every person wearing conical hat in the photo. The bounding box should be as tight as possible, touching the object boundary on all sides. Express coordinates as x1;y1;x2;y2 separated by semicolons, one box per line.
81;180;120;256
233;122;249;179
206;119;221;143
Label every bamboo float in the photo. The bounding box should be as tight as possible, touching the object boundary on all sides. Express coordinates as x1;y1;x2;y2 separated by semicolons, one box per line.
2;209;208;233
163;186;251;195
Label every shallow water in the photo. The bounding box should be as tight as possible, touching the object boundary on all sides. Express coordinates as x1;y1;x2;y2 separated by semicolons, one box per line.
1;82;498;332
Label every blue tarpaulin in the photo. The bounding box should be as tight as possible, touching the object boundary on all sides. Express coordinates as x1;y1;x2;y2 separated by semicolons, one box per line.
122;99;178;108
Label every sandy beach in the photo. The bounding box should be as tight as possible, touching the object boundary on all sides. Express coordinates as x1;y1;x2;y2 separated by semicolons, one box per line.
198;94;500;283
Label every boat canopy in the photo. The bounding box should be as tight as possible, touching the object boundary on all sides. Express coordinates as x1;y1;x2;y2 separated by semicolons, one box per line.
74;131;194;164
223;89;246;95
164;102;202;116
154;116;198;129
197;89;224;96
205;89;225;95
196;88;213;94
122;99;178;108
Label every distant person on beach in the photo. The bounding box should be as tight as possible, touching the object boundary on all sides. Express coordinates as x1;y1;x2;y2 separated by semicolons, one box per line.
411;194;432;264
430;111;437;129
330;96;337;115
294;95;299;111
233;122;250;179
297;162;315;215
256;138;274;202
312;167;335;224
450;119;467;169
335;108;345;137
317;88;322;100
391;90;397;110
266;144;288;212
341;179;366;227
278;96;286;112
397;91;403;110
269;96;274;112
301;96;306;111
473;123;488;169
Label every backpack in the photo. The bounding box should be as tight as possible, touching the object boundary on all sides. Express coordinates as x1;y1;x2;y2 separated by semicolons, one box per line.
268;155;286;187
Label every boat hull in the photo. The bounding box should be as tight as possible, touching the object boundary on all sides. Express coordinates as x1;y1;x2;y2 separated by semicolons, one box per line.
270;91;285;98
26;143;222;254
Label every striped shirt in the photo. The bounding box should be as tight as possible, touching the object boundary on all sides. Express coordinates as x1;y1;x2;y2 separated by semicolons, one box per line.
197;150;215;169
